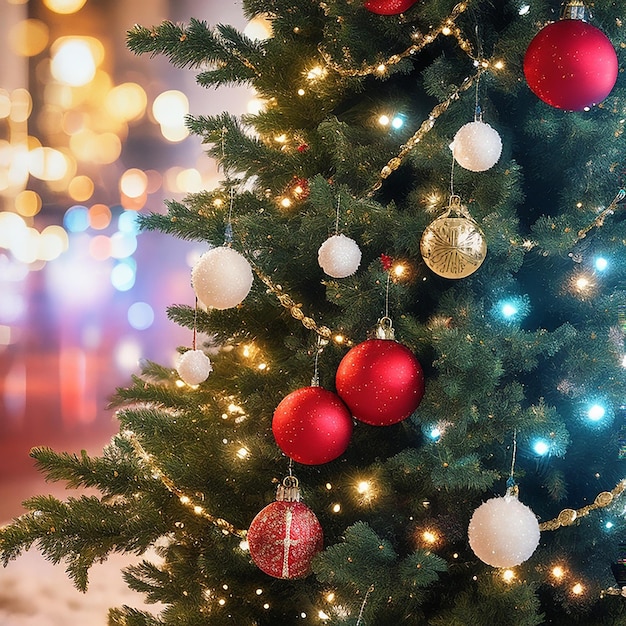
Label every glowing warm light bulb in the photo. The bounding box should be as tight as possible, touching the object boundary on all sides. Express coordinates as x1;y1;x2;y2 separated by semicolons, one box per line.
442;27;452;35
239;540;249;551
357;481;370;494
378;115;390;126
306;66;325;80
377;64;386;73
194;506;203;515
280;197;292;209
332;503;341;513
422;531;437;544
237;447;249;459
180;496;191;505
552;566;565;579
502;569;515;583
494;60;505;69
152;90;189;126
319;610;330;620
120;168;148;198
393;264;406;277
572;583;584;595
326;592;335;602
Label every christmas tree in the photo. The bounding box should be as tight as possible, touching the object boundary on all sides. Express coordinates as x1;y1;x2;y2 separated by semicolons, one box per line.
3;0;626;623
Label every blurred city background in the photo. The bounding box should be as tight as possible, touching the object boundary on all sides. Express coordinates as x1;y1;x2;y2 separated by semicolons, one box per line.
0;1;262;621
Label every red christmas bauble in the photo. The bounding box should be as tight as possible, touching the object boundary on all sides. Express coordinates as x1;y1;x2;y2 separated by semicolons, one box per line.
248;500;323;579
272;386;353;465
364;0;418;16
335;339;425;426
523;19;618;111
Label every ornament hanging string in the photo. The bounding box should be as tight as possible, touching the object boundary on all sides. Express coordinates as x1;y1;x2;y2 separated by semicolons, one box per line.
506;429;518;495
334;195;341;235
356;585;375;626
192;298;198;350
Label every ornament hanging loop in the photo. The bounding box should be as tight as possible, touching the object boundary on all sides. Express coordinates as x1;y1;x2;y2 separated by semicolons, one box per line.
376;316;395;340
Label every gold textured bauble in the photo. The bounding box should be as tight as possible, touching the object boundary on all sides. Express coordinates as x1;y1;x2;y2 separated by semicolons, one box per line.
420;195;487;279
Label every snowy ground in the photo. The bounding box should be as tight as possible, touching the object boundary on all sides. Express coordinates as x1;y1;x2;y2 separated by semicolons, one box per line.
0;546;160;626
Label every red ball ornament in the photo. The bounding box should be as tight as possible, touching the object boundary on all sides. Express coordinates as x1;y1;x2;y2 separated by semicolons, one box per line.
335;338;425;426
272;386;353;465
248;500;323;579
523;19;618;111
364;0;418;15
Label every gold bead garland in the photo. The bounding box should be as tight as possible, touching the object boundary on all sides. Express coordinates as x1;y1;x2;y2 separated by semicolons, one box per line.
369;66;487;195
539;479;626;532
318;2;475;78
125;430;248;539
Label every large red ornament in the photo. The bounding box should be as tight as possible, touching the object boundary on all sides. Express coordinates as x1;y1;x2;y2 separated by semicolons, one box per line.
364;0;418;16
248;480;323;580
335;338;425;426
272;386;353;465
523;19;618;111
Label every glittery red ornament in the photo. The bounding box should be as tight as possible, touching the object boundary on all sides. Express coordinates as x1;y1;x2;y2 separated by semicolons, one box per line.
248;482;323;579
523;19;618;111
336;338;424;426
364;0;419;15
297;143;309;153
272;386;353;464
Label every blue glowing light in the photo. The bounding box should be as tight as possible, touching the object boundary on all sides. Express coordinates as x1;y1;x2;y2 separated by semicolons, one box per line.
606;521;614;530
391;116;405;129
429;427;442;440
128;302;155;330
63;205;89;233
594;257;608;272
532;439;550;456
587;404;606;421
501;302;518;318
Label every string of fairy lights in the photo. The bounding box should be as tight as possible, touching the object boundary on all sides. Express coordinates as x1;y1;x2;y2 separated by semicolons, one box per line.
4;1;626;619
172;0;626;612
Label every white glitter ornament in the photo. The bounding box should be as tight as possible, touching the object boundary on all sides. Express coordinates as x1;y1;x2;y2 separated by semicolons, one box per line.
191;246;253;310
452;120;502;172
176;349;213;386
318;234;362;278
468;493;540;568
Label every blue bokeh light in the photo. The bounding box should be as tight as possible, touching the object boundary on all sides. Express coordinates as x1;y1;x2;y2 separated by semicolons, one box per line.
128;301;155;330
532;439;550;456
63;205;89;233
111;260;137;292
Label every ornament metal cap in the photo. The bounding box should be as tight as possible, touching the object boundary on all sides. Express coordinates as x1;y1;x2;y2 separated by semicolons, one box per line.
276;475;301;502
560;0;587;21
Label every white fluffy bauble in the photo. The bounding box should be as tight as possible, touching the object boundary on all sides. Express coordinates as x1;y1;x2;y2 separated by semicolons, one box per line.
176;349;213;386
468;495;540;568
191;246;253;310
452;120;502;172
318;234;362;278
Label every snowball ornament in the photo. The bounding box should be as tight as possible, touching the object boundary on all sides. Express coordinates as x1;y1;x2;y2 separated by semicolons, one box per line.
191;246;253;310
452;120;502;172
272;386;353;465
176;349;213;386
523;13;618;111
248;476;323;579
318;233;362;278
468;492;540;568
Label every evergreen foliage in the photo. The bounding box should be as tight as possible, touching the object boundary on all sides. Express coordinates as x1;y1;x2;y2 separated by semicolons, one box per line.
3;0;626;623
